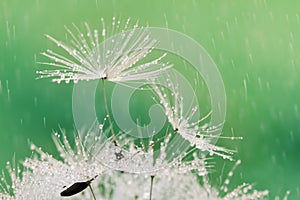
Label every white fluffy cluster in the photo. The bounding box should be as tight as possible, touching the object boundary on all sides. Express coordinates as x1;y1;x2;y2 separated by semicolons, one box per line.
0;131;269;200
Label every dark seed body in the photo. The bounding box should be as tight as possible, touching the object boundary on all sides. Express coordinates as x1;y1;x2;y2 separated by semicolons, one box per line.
60;182;89;196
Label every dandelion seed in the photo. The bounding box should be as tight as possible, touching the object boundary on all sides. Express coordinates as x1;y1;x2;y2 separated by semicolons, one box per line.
37;18;173;146
37;18;172;84
60;176;97;199
152;77;236;160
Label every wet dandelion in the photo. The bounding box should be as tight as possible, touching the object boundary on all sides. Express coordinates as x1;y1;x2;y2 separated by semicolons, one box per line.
37;18;172;83
152;77;239;160
37;18;173;145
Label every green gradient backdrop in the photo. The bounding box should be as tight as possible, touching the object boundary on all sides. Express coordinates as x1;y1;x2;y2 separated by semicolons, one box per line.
0;0;299;199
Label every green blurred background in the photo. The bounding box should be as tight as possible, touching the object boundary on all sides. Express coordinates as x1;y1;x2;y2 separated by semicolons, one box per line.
0;0;299;199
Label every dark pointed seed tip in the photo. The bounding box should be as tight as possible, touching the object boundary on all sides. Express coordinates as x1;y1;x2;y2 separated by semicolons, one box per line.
60;182;89;197
113;140;118;146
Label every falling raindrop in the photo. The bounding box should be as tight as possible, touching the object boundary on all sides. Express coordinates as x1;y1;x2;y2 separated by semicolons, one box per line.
43;116;46;128
6;80;10;102
226;21;231;32
6;21;10;42
289;131;294;142
211;37;216;51
34;97;38;107
248;53;253;64
243;79;247;101
294;104;299;119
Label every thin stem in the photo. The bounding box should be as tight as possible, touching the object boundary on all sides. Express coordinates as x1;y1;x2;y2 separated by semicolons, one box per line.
101;78;117;146
149;175;155;200
88;184;97;200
